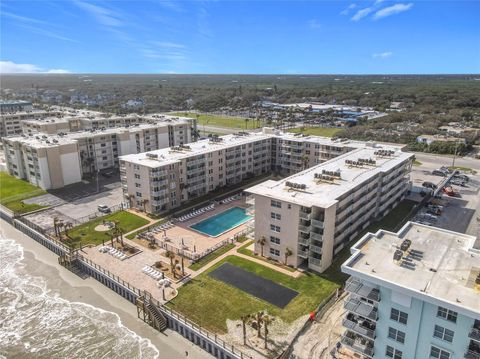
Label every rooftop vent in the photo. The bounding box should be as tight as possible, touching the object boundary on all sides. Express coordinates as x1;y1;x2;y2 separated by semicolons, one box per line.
393;250;403;261
146;153;158;159
314;173;336;182
400;239;412;251
374;149;395;157
322;169;341;178
285;181;307;190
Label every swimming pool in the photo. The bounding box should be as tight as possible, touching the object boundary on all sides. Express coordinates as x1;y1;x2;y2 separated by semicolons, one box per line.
190;207;252;237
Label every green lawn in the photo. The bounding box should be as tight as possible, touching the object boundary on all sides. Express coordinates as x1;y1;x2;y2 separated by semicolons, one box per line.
171;112;260;130
0;172;48;214
413;160;422;166
189;244;235;271
168;255;339;333
448;166;477;174
69;211;150;246
322;199;417;284
237;240;296;272
288;127;344;137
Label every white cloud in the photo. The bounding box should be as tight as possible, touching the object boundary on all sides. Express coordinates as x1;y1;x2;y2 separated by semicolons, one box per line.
0;61;71;74
351;7;373;21
74;1;123;27
308;19;322;29
373;3;413;20
151;41;186;49
340;3;357;16
372;51;393;59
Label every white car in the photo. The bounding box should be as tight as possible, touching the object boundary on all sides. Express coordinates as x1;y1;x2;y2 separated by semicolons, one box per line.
97;205;111;213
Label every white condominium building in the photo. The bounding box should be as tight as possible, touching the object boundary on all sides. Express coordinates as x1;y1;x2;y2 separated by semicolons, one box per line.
340;222;480;359
0;109;62;137
119;132;274;213
3;118;193;189
246;145;413;272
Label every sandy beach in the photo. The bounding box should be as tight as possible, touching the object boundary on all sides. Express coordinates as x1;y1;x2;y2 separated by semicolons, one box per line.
0;219;212;359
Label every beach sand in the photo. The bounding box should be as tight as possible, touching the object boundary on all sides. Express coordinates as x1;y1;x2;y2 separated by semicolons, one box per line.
0;220;212;359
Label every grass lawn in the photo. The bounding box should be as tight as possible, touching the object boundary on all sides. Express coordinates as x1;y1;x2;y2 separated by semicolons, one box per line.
322;199;417;284
0;172;48;214
413;160;422;166
168;255;339;333
448;166;477;174
237;240;296;272
171;112;259;130
288;127;344;138
69;211;150;246
189;243;235;271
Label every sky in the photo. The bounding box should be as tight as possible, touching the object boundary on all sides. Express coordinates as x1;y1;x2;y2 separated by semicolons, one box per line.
0;0;479;74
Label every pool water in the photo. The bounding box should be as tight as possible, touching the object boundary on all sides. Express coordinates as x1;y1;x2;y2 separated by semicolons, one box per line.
190;207;252;237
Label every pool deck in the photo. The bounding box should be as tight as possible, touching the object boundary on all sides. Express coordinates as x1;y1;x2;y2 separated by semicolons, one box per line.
81;198;252;303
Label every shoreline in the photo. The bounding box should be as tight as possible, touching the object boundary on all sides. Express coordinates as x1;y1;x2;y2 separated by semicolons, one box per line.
0;219;212;359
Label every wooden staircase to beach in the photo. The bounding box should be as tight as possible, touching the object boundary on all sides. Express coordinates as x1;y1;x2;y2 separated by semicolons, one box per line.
136;291;167;332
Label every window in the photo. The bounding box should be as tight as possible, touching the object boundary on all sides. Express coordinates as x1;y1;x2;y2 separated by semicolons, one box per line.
270;236;280;245
437;307;457;323
433;325;454;343
390;308;408;325
271;200;281;208
269;248;280;256
270;225;281;232
271;212;281;220
388;327;406;344
134;174;140;179
386;345;402;359
135;183;141;188
135;192;142;197
430;346;450;359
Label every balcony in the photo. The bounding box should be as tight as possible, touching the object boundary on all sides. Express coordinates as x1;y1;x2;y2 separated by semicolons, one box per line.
309;257;321;267
299;224;311;233
311;232;323;241
342;318;376;340
299;211;311;220
465;350;480;359
345;277;381;302
311;218;325;229
246;195;255;205
469;327;480;342
298;249;309;258
246;205;255;216
298;237;309;246
340;332;374;358
310;244;322;254
344;297;378;321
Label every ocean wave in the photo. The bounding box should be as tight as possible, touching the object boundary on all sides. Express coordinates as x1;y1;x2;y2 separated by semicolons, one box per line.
0;237;160;359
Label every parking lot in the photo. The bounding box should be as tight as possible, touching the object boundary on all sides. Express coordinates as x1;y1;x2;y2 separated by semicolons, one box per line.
410;153;480;236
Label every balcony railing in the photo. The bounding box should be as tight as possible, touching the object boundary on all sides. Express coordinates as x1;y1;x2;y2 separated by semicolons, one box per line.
340;333;374;358
465;350;480;359
345;277;381;302
309;257;321;267
246;195;255;205
342;318;376;340
299;211;311;220
246;205;255;216
311;232;323;241
298;249;309;258
469;327;480;342
299;225;311;233
344;297;378;321
298;237;309;246
310;245;322;254
311;218;325;229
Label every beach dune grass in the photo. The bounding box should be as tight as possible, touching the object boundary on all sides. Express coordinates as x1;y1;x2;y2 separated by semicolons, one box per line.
170;112;260;130
0;172;47;214
168;255;339;333
69;211;149;246
288;127;344;137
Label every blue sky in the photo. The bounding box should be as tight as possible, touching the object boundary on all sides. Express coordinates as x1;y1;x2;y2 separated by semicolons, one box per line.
1;1;479;74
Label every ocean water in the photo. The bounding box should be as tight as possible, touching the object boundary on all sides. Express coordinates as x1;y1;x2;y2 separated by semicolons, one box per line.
0;235;160;359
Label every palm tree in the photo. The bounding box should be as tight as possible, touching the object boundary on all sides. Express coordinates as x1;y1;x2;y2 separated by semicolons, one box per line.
284;247;293;265
53;217;59;237
115;227;125;247
251;311;265;338
244;118;250;130
57;221;65;240
64;222;73;237
263;314;274;349
241;314;251;345
126;194;134;209
165;250;176;276
302;155;309;170
257;236;266;257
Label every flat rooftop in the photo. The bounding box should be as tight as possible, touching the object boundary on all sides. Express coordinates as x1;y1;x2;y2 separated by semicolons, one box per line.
247;145;411;207
343;222;480;318
119;132;273;167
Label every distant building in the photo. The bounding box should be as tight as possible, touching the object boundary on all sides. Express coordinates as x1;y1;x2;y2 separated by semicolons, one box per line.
0;109;62;137
340;222;480;359
0;100;33;113
439;125;479;137
416;134;466;146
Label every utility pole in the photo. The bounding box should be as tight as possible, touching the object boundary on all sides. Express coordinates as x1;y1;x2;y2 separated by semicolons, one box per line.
452;140;460;168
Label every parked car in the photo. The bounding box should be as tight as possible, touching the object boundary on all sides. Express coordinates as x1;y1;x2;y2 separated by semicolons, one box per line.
98;205;111;213
453;174;469;182
450;179;466;187
422;181;437;189
432;170;447;177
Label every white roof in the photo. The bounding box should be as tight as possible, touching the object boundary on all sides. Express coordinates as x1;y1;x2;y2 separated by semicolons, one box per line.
342;222;480;318
246;145;412;207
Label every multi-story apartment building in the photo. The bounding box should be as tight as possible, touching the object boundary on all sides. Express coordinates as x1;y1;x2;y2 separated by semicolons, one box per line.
340;222;480;359
1;109;62;137
0;100;33;113
119;132;273;213
3;119;193;189
246;145;413;272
